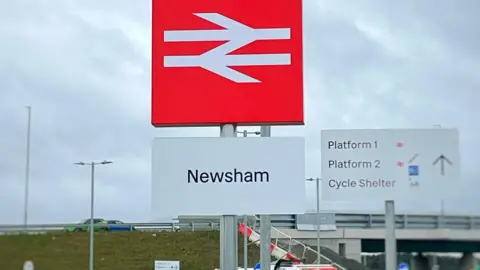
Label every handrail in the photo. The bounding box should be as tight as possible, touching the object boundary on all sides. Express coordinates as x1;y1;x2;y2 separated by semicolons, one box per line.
250;216;346;270
269;225;346;270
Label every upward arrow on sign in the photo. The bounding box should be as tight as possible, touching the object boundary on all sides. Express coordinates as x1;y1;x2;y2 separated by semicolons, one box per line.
163;13;291;83
433;154;452;176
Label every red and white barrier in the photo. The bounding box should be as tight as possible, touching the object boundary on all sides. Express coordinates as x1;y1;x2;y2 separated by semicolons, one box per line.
238;223;337;270
288;266;337;270
239;223;296;260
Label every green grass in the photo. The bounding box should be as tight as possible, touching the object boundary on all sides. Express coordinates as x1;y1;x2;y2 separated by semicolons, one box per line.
0;231;260;270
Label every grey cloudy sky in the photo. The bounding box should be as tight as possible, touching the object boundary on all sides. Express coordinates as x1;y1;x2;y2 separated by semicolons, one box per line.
0;0;479;224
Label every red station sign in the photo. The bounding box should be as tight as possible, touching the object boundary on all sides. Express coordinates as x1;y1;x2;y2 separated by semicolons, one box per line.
152;0;303;127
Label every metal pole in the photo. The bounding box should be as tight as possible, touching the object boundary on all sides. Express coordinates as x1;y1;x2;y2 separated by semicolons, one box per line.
89;162;95;270
260;126;271;137
440;200;444;215
385;200;397;270
439;199;445;228
260;126;271;270
242;130;248;270
75;161;111;270
431;256;438;270
220;124;237;270
243;215;248;270
23;106;31;231
316;177;321;263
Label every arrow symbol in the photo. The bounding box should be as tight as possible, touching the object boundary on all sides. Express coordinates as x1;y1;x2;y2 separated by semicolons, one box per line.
163;13;291;83
432;154;452;176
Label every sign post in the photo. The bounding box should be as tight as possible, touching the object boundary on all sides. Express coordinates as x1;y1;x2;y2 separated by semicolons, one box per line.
220;124;238;270
315;177;321;262
385;200;397;270
260;126;272;270
242;131;248;270
237;129;261;270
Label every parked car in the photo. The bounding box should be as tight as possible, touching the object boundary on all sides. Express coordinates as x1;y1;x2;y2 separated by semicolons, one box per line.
106;220;136;232
64;218;109;232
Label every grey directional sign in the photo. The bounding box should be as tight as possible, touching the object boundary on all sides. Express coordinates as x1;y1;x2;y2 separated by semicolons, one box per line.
321;128;460;202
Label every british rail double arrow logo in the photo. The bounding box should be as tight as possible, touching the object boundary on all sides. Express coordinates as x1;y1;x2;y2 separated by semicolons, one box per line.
163;13;291;83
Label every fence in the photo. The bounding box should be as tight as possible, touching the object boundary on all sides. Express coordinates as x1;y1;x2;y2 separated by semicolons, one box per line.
326;213;480;230
180;213;480;230
0;222;218;235
1;213;480;234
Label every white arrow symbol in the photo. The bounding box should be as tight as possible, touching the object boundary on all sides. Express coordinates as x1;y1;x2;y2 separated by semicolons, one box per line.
163;13;291;83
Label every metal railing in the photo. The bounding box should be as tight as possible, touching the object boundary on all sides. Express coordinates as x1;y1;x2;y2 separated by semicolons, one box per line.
2;213;479;234
268;213;480;230
321;213;480;230
246;216;346;270
268;225;346;270
177;213;480;230
0;222;219;235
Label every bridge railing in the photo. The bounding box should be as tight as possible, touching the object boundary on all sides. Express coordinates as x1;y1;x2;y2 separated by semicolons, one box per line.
2;213;480;234
0;222;220;235
265;213;480;230
332;213;480;230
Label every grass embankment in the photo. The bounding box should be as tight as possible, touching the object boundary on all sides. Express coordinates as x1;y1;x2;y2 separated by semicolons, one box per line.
0;231;260;270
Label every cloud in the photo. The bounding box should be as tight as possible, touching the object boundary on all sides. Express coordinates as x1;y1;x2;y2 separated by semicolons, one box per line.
0;0;478;224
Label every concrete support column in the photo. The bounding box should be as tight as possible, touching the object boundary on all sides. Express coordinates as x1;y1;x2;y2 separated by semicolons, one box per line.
430;256;439;270
459;252;475;270
411;253;429;270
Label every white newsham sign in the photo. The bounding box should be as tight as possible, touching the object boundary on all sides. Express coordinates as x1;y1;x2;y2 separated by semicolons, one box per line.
321;128;460;202
152;137;306;216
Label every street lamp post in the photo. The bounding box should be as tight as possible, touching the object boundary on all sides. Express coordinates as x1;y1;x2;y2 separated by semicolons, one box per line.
306;177;321;263
75;160;113;270
236;129;261;270
23;106;32;232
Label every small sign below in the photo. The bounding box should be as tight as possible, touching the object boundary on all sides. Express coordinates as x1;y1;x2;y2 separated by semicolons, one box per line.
23;261;34;270
398;262;409;270
154;260;180;270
